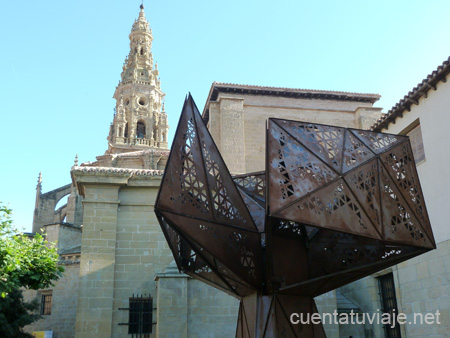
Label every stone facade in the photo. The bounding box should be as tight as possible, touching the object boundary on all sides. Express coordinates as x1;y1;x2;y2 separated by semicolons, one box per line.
23;6;237;338
155;263;239;338
23;255;80;337
202;83;382;174
25;76;386;337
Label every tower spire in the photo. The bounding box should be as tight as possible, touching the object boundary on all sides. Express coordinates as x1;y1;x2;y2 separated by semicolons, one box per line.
108;5;169;154
37;172;42;189
35;172;42;209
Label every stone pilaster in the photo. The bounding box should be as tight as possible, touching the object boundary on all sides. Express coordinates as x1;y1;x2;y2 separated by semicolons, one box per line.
155;265;189;338
74;183;120;338
219;96;246;174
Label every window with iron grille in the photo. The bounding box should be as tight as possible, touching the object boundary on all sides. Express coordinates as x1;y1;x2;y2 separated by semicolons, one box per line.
378;273;401;338
41;293;52;315
128;296;152;335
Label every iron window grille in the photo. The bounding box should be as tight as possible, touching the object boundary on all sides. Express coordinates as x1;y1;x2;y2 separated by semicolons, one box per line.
119;294;153;337
378;273;401;338
41;293;52;315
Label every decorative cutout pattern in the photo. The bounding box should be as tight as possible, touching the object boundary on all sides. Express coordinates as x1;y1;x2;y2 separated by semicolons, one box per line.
268;123;338;214
296;181;368;231
279;120;344;170
230;232;257;279
382;143;427;224
345;159;381;228
233;172;266;200
156;99;434;338
180;126;210;213
380;166;427;244
342;131;375;172
353;130;400;154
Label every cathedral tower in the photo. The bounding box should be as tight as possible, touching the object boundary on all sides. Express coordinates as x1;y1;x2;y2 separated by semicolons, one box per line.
107;5;169;154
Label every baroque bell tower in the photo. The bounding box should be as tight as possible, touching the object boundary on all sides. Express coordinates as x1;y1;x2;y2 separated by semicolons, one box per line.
107;5;169;154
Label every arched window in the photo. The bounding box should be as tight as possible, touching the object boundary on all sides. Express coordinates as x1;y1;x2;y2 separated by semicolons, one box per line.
140;48;144;56
125;123;129;138
137;121;146;139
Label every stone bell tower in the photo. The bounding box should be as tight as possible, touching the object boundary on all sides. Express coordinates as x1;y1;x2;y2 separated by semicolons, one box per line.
107;4;169;154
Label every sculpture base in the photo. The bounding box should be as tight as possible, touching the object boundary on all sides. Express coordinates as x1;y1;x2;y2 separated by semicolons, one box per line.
236;293;326;338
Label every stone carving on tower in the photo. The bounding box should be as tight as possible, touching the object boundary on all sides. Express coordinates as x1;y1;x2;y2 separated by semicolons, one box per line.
107;4;169;154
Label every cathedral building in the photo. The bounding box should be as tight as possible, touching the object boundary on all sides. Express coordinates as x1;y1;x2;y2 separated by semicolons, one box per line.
24;6;384;338
25;4;450;338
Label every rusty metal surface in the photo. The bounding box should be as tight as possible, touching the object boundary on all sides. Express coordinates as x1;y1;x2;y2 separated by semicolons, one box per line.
155;96;435;338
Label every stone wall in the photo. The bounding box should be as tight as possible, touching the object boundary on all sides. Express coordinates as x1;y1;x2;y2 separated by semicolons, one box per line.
315;291;339;338
23;261;80;338
44;223;81;252
395;240;450;337
206;92;382;174
73;167;244;337
156;268;239;338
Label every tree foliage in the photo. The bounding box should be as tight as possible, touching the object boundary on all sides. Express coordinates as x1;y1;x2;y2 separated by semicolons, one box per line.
0;204;64;297
0;289;40;338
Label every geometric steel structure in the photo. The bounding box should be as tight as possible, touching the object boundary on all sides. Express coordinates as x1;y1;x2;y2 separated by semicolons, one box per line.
154;94;435;337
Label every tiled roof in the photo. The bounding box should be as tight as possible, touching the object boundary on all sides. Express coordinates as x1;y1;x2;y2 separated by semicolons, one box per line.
72;166;164;176
202;82;380;122
212;82;380;100
371;56;450;131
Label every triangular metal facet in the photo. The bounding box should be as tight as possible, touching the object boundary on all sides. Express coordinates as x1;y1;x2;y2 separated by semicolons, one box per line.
161;211;262;289
156;98;212;220
190;96;258;231
351;129;406;155
276;119;345;172
379;165;434;249
273;178;382;240
267;120;338;215
343;158;382;235
342;130;376;173
379;141;433;244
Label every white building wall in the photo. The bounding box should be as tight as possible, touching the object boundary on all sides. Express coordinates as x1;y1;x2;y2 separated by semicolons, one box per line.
381;76;450;243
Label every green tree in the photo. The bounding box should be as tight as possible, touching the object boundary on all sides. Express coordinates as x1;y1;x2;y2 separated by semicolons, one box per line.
0;204;64;297
0;289;40;338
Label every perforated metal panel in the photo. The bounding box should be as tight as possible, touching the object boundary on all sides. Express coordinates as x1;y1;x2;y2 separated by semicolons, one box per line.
155;95;435;338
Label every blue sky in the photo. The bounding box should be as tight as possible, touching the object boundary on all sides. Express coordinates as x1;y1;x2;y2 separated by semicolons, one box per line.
2;0;450;232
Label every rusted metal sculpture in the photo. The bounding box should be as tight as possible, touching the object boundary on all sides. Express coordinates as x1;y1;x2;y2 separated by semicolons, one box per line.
155;95;435;337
